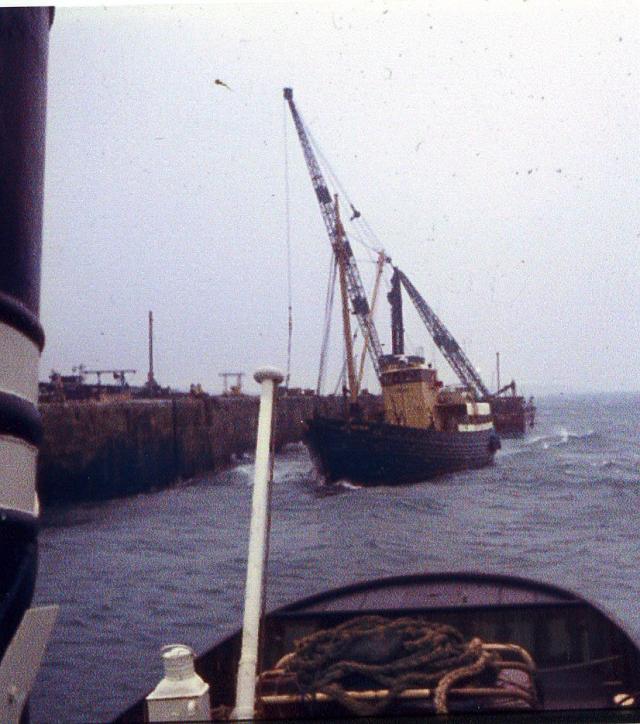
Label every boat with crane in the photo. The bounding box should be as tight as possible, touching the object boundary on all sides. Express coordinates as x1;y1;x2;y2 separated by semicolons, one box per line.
285;87;533;442
283;87;500;486
492;351;536;435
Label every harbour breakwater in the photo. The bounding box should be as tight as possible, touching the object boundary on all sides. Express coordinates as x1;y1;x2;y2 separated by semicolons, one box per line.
36;394;380;506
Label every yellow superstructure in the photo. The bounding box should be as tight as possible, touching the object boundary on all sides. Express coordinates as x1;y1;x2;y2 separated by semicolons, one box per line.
380;356;442;429
380;355;494;433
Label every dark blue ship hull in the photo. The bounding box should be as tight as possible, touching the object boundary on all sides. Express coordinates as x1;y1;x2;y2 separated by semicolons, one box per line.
304;416;499;486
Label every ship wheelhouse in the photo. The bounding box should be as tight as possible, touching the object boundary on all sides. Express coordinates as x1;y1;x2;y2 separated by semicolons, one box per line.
379;354;495;434
379;354;442;429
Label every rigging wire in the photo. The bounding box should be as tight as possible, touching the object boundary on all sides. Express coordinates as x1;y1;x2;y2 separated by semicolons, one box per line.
304;122;383;257
297;110;408;392
287;104;444;391
333;327;361;395
283;99;294;389
306;122;392;389
317;255;338;395
333;353;346;396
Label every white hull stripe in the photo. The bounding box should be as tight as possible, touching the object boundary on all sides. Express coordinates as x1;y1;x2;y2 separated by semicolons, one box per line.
0;321;40;405
0;436;38;515
458;422;495;432
466;402;491;416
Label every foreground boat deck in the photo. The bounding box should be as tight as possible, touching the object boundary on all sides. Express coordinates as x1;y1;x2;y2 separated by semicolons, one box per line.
117;572;640;721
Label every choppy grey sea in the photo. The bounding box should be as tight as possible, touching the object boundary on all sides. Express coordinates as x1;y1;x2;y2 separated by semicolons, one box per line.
30;393;640;722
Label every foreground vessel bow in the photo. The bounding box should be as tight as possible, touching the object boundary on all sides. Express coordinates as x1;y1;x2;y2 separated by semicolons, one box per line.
190;572;640;719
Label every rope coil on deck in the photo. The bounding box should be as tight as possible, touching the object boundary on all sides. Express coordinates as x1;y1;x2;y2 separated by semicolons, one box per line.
259;615;537;716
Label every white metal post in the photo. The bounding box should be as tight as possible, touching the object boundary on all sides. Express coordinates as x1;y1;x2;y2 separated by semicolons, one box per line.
232;367;283;720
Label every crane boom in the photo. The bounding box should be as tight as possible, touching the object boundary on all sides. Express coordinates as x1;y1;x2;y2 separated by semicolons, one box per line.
395;268;492;399
283;88;383;380
356;250;386;389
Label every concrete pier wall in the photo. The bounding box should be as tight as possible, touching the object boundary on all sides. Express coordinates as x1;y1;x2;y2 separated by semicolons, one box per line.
36;395;371;506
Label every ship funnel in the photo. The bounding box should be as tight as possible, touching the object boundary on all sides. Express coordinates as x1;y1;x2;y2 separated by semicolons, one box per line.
146;644;211;721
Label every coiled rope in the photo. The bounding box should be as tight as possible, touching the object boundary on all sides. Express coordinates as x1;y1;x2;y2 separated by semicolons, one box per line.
270;615;531;717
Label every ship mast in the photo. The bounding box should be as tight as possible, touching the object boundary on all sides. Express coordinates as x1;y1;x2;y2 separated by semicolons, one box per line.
334;196;358;402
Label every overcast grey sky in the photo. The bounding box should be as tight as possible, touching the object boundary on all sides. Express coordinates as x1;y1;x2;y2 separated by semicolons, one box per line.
40;1;640;394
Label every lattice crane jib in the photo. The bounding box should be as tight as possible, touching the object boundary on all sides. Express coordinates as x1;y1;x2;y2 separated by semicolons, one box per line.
396;269;492;400
283;88;383;381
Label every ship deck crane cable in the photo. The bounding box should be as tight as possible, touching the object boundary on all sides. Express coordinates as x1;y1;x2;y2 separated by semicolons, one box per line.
305;127;382;316
334;251;385;395
303;124;381;258
304;116;389;344
283;100;294;390
317;255;338;395
333;326;360;397
284;88;384;381
396;268;492;399
356;250;386;390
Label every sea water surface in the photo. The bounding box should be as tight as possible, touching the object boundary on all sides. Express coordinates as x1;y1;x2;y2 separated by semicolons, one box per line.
30;393;640;722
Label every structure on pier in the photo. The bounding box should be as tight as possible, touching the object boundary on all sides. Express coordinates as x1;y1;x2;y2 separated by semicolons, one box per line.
219;372;245;395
